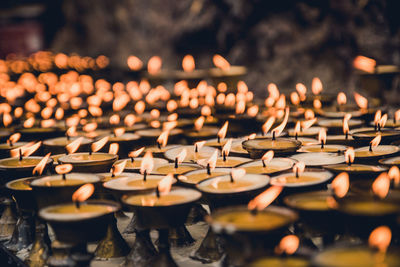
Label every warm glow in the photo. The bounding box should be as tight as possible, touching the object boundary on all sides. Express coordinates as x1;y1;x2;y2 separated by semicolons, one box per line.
182;55;195;72
91;136;109;153
140;151;154;174
388;166;399;187
275;95;286;109
294;121;301;136
290;92;300;106
176;148;187;164
395;109;400;122
313;99;322;109
231;168;246;180
262;117;276;135
374;110;382;126
222;138;232;158
368;226;391;253
114;127;126;137
41;107;53;120
292;161;305;176
111;160;127;176
276;235;299;255
337;92;347;106
147;56;162;75
353;55;376;74
109;114;120;125
3;113;12;127
66;137;83;154
345;147;355;164
23;141;42;157
370;134;382;148
167;100;178;112
32;153;51;176
295;83;307;100
24;117;35;128
158;173;174;194
7;133;21;145
150;109;160;119
379;114;387;129
247;133;257;140
157;131;169;148
194;141;206;151
331;172;349;198
109;143;119;155
127;55;143;71
129;147;145;158
194;116;205;131
236;100;246;114
343;116;350;135
207;150;218;171
134;101;146;115
271;107;289;137
124;114;136;127
318;128;327;145
268;83;280;101
311;77;323;95
262;150;274;164
248;186;283;211
212;54;230;71
217;121;229;140
167;113;178;122
72;184;95;203
372;173;390;199
55;164;73;175
354;92;368;109
304;109;315;120
83;122;98;133
300;118;317;130
201;106;212;117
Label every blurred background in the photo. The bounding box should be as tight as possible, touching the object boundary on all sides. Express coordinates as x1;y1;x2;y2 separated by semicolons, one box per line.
1;0;400;94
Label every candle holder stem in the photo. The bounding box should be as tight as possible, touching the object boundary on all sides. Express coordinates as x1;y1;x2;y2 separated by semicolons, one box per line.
0;198;17;241
166;225;195;247
124;229;157;267
26;220;51;267
153;229;178;267
5;209;35;252
190;227;224;263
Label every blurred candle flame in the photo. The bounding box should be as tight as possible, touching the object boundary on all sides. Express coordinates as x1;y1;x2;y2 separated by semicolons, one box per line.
345;147;355;165
212;54;230;71
55;164;73;175
290;92;300;106
354;92;368;109
7;133;21;145
109;143;119;155
194;116;205;131
372;173;390;199
262;117;276;135
157;131;169;148
140;151;154;175
311;77;323;95
337;92;347;106
275;235;299;255
218;121;229;140
66;137;83;154
295;83;307;101
271;107;289;137
369;226;391;253
388;166;399;187
32;153;51;176
72;184;95;203
147;56;162;75
300;118;317;130
331;172;349;198
354;55;376;73
158;173;174;194
91;136;109;153
111;160;127;176
182;55;195;72
248;186;283;211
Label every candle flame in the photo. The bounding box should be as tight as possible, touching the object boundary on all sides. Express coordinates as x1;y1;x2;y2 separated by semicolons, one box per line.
369;226;391;253
395;109;400;122
91;136;109;153
147;56;162;75
294;121;301;136
55;164;73;175
224;93;235;107
388;166;399;187
111;160;127;176
176;148;187;164
218;121;229;140
167;100;178;112
207;150;218;171
163;121;177;131
157;131;169;148
66;137;83;154
182;55;195;72
290;92;300;106
24;117;35;128
14;107;23;119
248;186;283;211
129;147;145;158
32;153;51;176
304;109;315;120
124;114;136;127
337;92;347;105
247;133;257;140
313;99;322;110
345;147;355;164
167;113;178;122
275;95;286;110
66;126;77;137
343;116;350;135
72;184;95;203
353;55;376;73
370;134;382;148
379;114;387;129
295;83;307;101
261;150;274;163
374;110;382;126
3;113;12;127
212;54;230;71
114;127;125;137
268;83;280;101
271;107;289;137
158;173;174;194
262;117;276;135
109;143;119;155
275;235;299;255
201;106;212;117
222;138;233;158
300;118;317;130
127;55;143;71
231;168;246;180
10;142;33;157
109;114;120;125
140;151;154;174
150;109;160;119
194;116;205;131
134;101;146;115
331;172;349;198
8;133;21;145
83;122;98;132
41;119;55;128
372;173;390;199
194;141;206;151
235;100;246;114
24;141;42;157
318;128;327;145
246;105;259;117
354;92;368;109
311;77;323;95
150;120;161;129
292;162;305;175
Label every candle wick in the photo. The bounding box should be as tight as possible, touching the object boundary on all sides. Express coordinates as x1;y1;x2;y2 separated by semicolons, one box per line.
345;131;348;140
75;201;81;209
195;145;198;153
8;139;13;147
207;163;211;175
295;170;299;178
250;208;258;216
174;157;178;168
62;173;66;180
272;131;276;141
369;143;373;152
378;123;381;132
157;142;161;149
374;124;377;131
65;147;69;155
321;141;324;149
66;133;70;141
347;161;352;166
223;151;226;162
262;160;266;167
156;186;160;198
217;136;220;143
143;170;147;182
230;174;234;183
19;148;22;161
295;133;298;140
131;157;134;163
111;166;115;178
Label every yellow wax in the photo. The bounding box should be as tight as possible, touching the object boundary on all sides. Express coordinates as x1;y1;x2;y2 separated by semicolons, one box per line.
127;179;160;189
213;210;289;231
51;154;63;164
358;131;397;137
125;194;187;206
185;172;226;184
145;146;168;153
204;180;253;191
332;164;381;172
258;140;297;149
302;146;341;153
125;161;141;168
43;179;85;187
277;175;319;184
48;204;113;214
215;158;244;167
69;154;112;161
205;140;227;147
1;158;41;167
8;180;31;190
49;138;73;146
341;201;399;215
355;150;387;157
244;166;280;174
231;143;248;153
251;257;309;267
156;165;197;175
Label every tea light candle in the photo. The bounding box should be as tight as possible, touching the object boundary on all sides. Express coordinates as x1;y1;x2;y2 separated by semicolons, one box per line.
352;128;400;144
115;157;168;173
185;126;220;142
298;144;347;153
290;152;345;167
250;256;309;267
288;126;326;137
152;163;201;176
31;173;100;187
0;141;29;159
379;156;400;167
43;136;92;154
180;168;231;186
318;118;363;133
104;174;177;192
58;152;118;173
136;128;183;144
284;190;332;212
337;196;400;217
242;138;302;159
239;158;295;175
198;156;252;168
270;169;333;188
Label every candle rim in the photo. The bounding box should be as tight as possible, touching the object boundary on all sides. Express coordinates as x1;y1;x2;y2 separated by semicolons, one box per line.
103;174;176;191
116;157;168;169
30;173;100;187
58;152;118;163
0;156;53;169
164;145;219;163
43;136;92;146
270;170;333;187
290;152;345;167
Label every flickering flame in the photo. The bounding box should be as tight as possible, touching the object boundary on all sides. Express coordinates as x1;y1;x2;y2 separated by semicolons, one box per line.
109;114;120;125
109;143;119;155
3;113;12;127
247;133;257;140
213;54;230;71
194;141;206;151
262;117;276;135
14;107;23;118
66;126;76;137
354;92;368;109
337;92;347;106
127;55;143;71
379;114;387;128
111;160;127;176
231;168;246;180
207;150;218;171
157;131;169;148
368;226;391;253
247;105;259;117
293;162;305;176
150;109;160;119
7;133;21;145
163;121;177;131
182;55;195;72
224;93;235;107
91;136;109;153
194;116;205;131
147;56;162;75
388;166;399;187
295;83;307;101
271;107;289;137
167;100;178;112
218;121;229;140
248;186;283;211
262;150;274;164
290;92;300;106
304;109;315;120
236;100;246;114
353;55;376;74
158;174;174;194
395;109;400;122
41;107;53;120
41;119;55;128
313;99;322;109
331;172;349;198
300;118;317;130
268;83;280;100
134;101;145;115
24;117;35;128
124;114;136;127
311;77;323;95
23;141;41;157
114;127;125;137
140;151;154;174
374;110;382;126
370;134;382;148
66;137;83;154
32;153;50;176
55;164;73;175
72;184;95;203
275;95;286;109
176;148;187;164
201;106;212;117
345;147;355;164
167;113;178;122
276;235;299;255
265;97;275;107
372;173;390;199
343;117;350;135
318;128;327;145
83;122;97;133
222;138;232;158
294;121;301;136
129;147;145;158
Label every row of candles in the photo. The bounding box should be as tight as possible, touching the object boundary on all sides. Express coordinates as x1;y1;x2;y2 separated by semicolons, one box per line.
0;52;399;267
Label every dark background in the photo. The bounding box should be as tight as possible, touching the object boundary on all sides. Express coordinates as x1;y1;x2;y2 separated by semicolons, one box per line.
1;0;400;94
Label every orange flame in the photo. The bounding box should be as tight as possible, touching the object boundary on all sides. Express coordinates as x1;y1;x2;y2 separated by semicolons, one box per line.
318;128;327;145
388;166;399;187
201;106;212;117
23;141;41;157
354;92;368;109
374;110;382;126
182;55;195;72
231;168;246;180
114;127;125;137
168;113;178;122
109;143;119;155
55;164;73;175
300;118;317;130
337;92;347;106
158;173;174;194
345;147;355;164
83;122;98;133
290;92;300;106
124;114;136;127
247;105;259;117
66;126;77;137
194;141;206;151
293;162;305;176
66;137;83;154
311;77;323;95
370;134;382;148
140;151;154;174
163;121;177;132
247;133;257;140
176;148;187;164
268;83;280;100
134;101;145;115
167;100;178;112
275;235;299;255
14;107;23;119
109;114;120;125
236;100;246;114
32;153;50;176
7;133;21;145
331;172;349;198
353;55;376;73
262;150;274;164
72;184;95;203
369;226;391;253
111;160;127;176
129;147;145;158
262;117;276;135
207;150;218;171
294;121;301;136
3;113;12;127
24;117;35;128
127;55;143;71
194;116;205;131
147;56;162;75
218;121;229;140
41;107;53;120
150;109;160;119
213;54;230;71
395;109;400;122
372;173;390;199
304;109;315;120
295;83;307;101
313;99;322;109
275;95;286;110
271;107;289;137
248;186;283;211
379;114;387;129
41;119;55;128
91;136;109;153
343;116;350;135
222;138;233;158
157;131;169;148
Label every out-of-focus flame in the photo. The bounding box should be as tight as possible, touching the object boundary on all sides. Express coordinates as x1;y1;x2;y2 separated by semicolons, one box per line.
72;184;95;203
207;150;218;171
353;55;376;73
395;109;400;122
311;77;323;95
66;137;83;154
23;141;41;157
55;164;73;175
176;148;187;164
134;101;145;115
213;54;230;71
3;113;12;127
262;117;276;135
127;55;143;71
231;168;246;180
235;100;246;114
129;147;145;158
275;235;299;255
271;107;289;137
369;226;391;253
379;114;387;129
248;186;283;211
7;133;21;145
147;56;162;75
167;100;178;112
295;83;307;101
293;162;305;176
32;153;50;176
262;150;274;164
201;106;212;117
124;114;136;127
294;121;301;136
370;134;382;148
247;105;259;117
275;95;286;110
331;172;349;198
290;92;300;106
109;143;119;155
218;121;229;140
150;109;160;119
337;92;347;106
313;99;322;110
268;83;280;101
194;116;205;131
345;147;355;164
140;151;154;174
343;116;350;135
388;166;400;187
111;160;127;176
247;133;257;140
163;121;177;131
194;141;206;151
66;126;77;137
114;127;125;137
158;173;174;194
374;110;382;126
182;55;195;72
222;138;232;158
318;128;327;145
304;109;315;120
109;114;120;125
24;117;35;128
83;122;98;133
91;136;109;153
372;173;390;199
354;92;368;109
300;118;317;130
157;131;169;148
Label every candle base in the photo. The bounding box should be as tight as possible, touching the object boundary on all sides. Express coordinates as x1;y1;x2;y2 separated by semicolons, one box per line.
0;198;17;241
5;211;35;252
186;203;208;225
46;241;75;267
122;213;137;234
190;227;224;263
124;229;158;267
163;225;195;247
152;229;178;267
26;222;51;267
